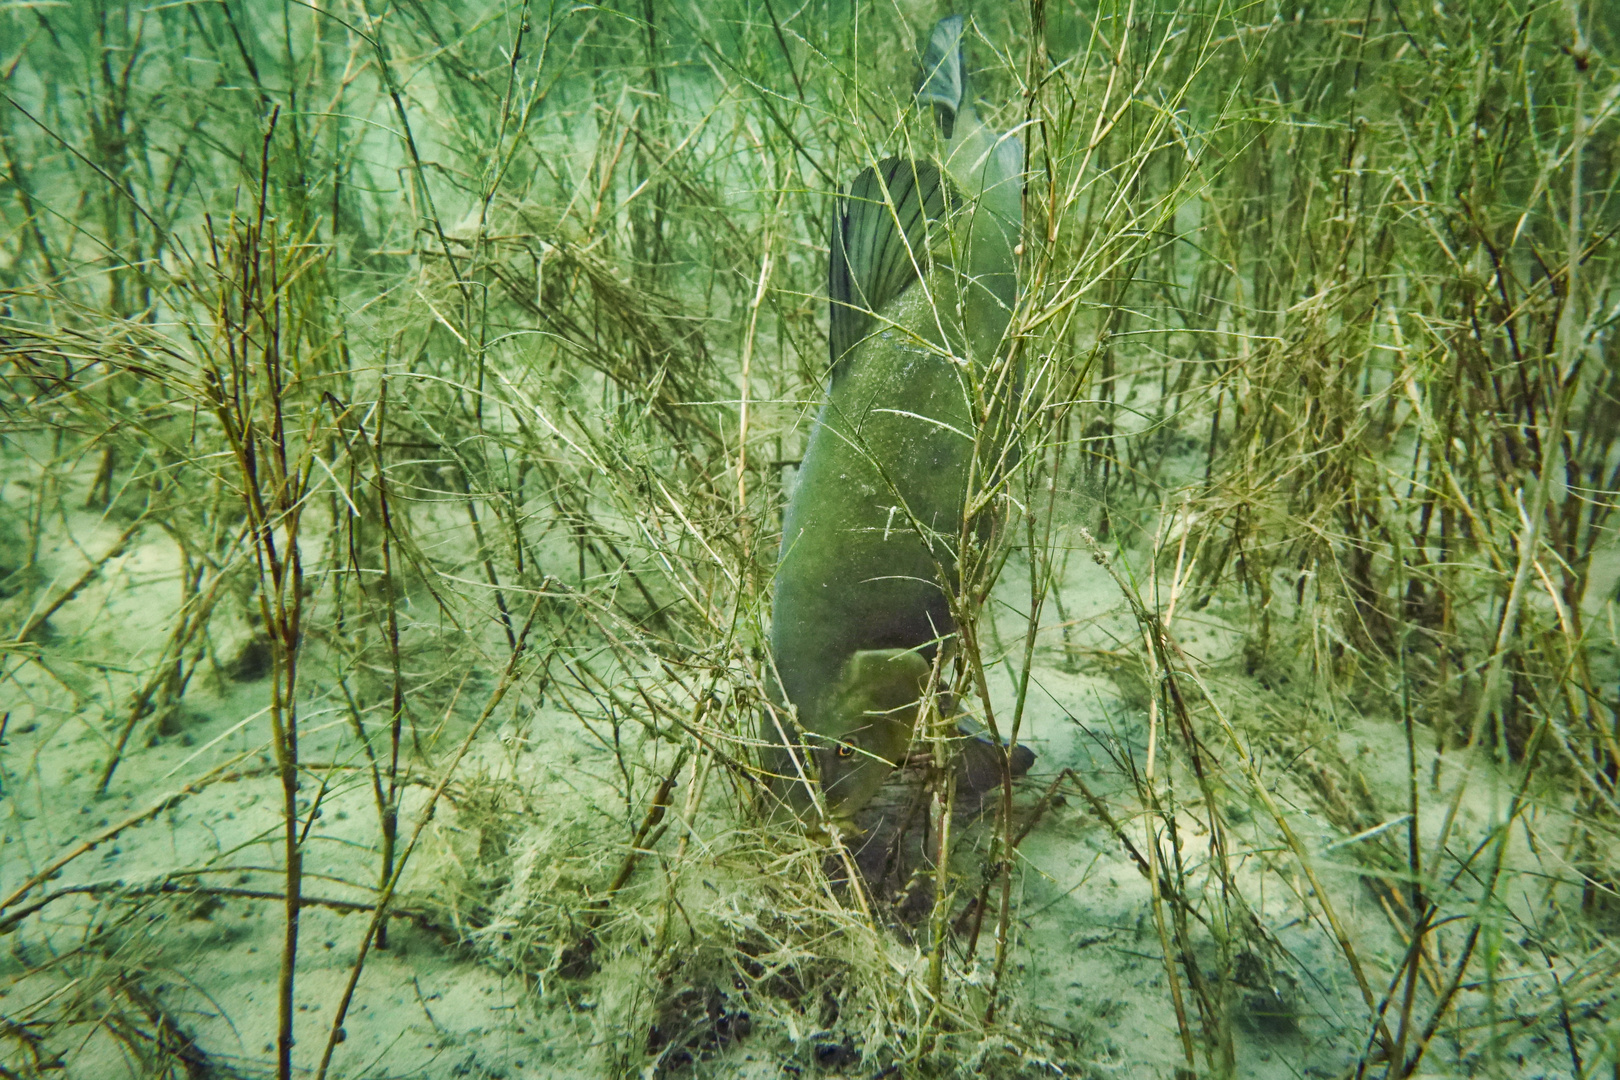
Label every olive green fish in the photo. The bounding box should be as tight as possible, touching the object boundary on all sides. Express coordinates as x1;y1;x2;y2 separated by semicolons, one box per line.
766;16;1030;825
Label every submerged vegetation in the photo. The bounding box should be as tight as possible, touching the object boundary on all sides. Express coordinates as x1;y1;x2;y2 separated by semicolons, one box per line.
1;0;1618;1077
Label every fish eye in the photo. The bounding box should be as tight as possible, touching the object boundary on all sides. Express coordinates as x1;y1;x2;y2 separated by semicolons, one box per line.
836;743;856;758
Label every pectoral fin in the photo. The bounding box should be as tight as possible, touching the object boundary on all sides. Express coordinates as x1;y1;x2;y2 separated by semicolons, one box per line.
954;715;1036;794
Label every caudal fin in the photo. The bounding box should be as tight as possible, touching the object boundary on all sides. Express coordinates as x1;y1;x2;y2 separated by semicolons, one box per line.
917;15;966;138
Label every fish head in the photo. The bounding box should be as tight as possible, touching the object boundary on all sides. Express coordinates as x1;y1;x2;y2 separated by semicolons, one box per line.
812;648;934;819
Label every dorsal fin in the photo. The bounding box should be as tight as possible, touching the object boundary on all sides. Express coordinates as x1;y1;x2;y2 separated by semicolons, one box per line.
917;15;966;138
828;157;951;376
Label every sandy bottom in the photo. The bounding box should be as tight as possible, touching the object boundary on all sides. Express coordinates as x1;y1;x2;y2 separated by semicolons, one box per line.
1;498;1601;1079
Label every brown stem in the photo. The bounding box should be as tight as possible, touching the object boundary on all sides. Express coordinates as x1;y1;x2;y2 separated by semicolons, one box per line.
8;512;147;644
313;590;549;1080
98;537;240;794
0;752;255;922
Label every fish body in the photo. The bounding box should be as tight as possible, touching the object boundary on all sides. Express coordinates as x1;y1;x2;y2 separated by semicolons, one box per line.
766;16;1029;824
770;277;972;817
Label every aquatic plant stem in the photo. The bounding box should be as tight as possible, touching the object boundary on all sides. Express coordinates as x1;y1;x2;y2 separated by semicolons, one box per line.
984;365;1071;1022
1080;525;1395;1061
735;222;774;525
0;751;256;928
1424;0;1585;923
8;512;148;647
923;650;956;1051
96;528;242;794
313;590;549;1080
373;377;406;950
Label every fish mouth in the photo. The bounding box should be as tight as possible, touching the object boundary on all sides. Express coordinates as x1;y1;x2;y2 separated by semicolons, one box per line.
802;810;865;843
815;825;866;844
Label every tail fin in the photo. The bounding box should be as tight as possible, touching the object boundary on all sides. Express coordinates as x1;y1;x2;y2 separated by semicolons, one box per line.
828;158;951;374
917;15;966;138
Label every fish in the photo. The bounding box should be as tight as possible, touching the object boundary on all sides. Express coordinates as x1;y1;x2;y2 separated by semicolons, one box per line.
765;15;1032;827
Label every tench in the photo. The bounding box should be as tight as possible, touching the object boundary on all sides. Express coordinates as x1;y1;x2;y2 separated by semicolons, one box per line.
765;15;1030;826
